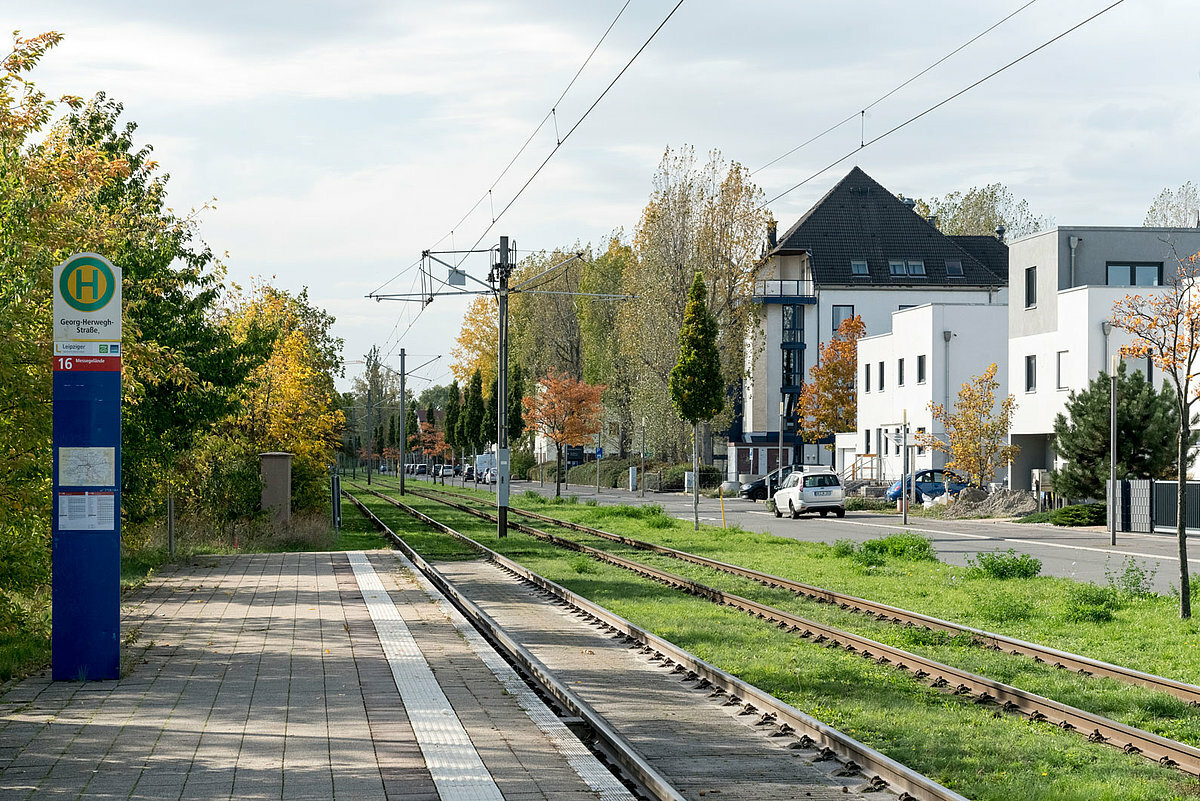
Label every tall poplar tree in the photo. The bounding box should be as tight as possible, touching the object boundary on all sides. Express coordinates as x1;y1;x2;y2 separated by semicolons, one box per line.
444;381;461;465
461;368;485;461
669;273;725;530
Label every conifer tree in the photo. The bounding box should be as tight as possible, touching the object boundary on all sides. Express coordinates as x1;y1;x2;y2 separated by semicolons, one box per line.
669;273;725;530
462;368;485;459
444;381;461;464
1053;363;1188;499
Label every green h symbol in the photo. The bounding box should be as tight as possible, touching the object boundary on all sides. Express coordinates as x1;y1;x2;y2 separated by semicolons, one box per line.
74;267;99;301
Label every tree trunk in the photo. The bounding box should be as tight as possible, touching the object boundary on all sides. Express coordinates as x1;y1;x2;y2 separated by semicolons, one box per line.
1179;415;1191;619
692;422;700;531
555;444;563;499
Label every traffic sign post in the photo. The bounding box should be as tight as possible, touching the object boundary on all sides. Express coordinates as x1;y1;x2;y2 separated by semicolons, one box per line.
52;253;122;681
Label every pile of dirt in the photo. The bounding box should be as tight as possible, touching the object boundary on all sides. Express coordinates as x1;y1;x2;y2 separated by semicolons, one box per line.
943;488;1038;519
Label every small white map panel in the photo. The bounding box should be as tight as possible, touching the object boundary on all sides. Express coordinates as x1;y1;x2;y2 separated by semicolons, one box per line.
58;447;116;487
57;492;116;531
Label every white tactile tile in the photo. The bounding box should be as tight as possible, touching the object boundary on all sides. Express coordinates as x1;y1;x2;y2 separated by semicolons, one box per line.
348;552;505;801
387;551;637;801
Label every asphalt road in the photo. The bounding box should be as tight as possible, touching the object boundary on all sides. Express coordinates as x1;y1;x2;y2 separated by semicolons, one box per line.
406;474;1200;595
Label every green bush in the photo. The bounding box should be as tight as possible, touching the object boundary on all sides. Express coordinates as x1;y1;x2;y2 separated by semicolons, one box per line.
519;489;546;504
1015;510;1053;524
660;463;722;490
1064;583;1122;622
511;448;536;481
967;548;1042;580
845;497;895;512
1049;503;1106;527
832;539;858;558
861;533;937;562
565;457;639;488
1106;558;1157;598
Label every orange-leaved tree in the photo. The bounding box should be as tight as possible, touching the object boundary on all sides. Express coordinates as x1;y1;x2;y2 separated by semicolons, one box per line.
796;315;865;447
450;294;498;388
522;372;605;497
918;363;1018;489
1111;249;1200;619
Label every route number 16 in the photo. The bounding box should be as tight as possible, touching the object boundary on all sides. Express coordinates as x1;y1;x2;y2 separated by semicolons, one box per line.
56;357;73;370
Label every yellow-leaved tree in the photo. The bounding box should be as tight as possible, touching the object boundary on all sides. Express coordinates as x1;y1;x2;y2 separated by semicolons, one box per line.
451;294;498;388
918;363;1018;488
1110;249;1200;619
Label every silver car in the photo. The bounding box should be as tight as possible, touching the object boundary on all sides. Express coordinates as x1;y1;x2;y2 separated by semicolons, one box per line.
772;470;845;519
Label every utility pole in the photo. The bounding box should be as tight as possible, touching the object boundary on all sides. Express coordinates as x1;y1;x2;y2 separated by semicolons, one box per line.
641;417;646;498
1110;354;1118;546
493;236;512;539
399;349;406;495
902;410;909;526
366;382;372;486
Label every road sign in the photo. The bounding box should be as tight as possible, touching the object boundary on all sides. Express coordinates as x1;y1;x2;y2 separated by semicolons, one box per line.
52;252;122;681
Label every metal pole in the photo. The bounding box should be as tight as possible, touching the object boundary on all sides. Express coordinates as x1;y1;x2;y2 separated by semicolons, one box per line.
641;417;646;498
1111;355;1118;546
596;431;601;495
399;349;406;495
777;400;785;495
496;236;511;538
366;381;372;486
902;411;909;526
167;490;175;558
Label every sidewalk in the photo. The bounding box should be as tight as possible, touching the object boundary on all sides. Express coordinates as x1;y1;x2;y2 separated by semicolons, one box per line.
0;551;627;801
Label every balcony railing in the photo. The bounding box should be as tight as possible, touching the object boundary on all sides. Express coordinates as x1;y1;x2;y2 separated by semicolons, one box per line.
752;278;816;301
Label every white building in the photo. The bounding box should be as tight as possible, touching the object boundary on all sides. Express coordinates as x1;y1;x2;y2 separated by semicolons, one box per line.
1007;226;1200;489
733;167;1008;480
854;303;1008;482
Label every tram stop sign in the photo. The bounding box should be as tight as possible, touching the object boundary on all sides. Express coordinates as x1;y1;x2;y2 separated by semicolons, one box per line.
52;252;123;681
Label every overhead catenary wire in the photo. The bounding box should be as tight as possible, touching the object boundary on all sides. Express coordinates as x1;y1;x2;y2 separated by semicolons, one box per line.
752;0;1041;176
759;0;1128;210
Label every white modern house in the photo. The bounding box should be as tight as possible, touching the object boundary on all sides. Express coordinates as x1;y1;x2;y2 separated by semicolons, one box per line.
1007;226;1200;489
853;302;1008;482
732;167;1008;480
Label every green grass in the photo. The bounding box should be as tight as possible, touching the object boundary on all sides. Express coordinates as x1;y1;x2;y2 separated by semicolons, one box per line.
357;486;1200;801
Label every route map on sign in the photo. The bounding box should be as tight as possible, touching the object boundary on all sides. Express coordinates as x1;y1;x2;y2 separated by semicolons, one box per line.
58;447;116;487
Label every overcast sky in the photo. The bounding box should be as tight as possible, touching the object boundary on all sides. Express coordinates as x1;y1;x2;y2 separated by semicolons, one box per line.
13;0;1199;391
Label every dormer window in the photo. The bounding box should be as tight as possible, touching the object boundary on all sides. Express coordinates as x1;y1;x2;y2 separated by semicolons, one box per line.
889;260;906;276
906;260;926;276
945;259;963;277
850;259;868;276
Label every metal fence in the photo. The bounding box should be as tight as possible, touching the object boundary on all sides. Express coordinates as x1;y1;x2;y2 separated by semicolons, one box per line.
1111;479;1200;534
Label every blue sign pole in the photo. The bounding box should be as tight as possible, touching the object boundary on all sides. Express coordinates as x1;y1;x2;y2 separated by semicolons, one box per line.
51;253;122;681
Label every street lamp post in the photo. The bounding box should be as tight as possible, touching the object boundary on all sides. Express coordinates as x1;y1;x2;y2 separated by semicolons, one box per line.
1110;354;1118;546
777;400;786;494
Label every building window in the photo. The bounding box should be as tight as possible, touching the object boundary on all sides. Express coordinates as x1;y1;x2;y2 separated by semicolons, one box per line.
864;363;871;392
907;260;926;276
916;427;926;456
1025;354;1037;392
850;259;868;276
782;304;804;343
782;349;804;386
898;358;905;386
917;354;926;384
1106;262;1162;287
1024;266;1037;308
1056;350;1068;389
865;429;871;454
945;259;963;277
889;260;907;276
898;304;916;311
832;304;854;333
878;361;885;391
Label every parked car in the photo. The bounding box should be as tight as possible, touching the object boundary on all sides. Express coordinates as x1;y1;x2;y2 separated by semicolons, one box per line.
772;470;845;519
738;466;798;501
886;469;969;502
463;465;475;481
453;464;462;476
415;464;428;475
484;467;498;484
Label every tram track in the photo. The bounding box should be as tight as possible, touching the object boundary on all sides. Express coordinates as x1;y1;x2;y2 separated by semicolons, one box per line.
344;486;969;801
411;483;1200;706
376;483;1200;779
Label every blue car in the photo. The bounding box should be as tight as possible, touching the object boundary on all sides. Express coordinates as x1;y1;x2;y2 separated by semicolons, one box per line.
887;469;969;502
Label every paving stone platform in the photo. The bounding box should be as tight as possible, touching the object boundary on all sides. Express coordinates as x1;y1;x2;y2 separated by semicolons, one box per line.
0;551;625;801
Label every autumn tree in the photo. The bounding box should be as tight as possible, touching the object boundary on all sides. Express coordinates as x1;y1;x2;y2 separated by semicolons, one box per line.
523;372;605;497
580;235;636;454
918;363;1019;489
450;294;498;387
670;273;725;529
1144;182;1199;227
1052;362;1189;499
622;146;768;461
912;183;1052;239
1111;250;1200;619
796;315;865;446
510;246;586;379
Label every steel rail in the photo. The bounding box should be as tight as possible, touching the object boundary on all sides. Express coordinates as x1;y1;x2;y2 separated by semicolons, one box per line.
413;485;1200;706
349;486;968;801
341;490;685;801
387;486;1200;778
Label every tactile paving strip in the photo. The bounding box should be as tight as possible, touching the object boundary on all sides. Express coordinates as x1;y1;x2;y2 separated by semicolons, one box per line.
348;551;505;801
383;551;636;801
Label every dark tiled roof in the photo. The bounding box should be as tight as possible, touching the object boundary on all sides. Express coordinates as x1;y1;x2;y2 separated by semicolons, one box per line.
771;167;1007;287
948;235;1009;282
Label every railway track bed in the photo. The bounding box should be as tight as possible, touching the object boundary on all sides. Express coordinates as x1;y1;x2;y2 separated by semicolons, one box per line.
349;482;1200;799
